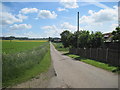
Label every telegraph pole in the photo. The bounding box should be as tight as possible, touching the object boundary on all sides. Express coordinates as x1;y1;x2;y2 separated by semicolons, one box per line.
77;12;79;49
77;12;79;31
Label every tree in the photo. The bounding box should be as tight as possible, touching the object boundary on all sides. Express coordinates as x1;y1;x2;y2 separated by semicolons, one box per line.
78;30;90;48
90;32;104;48
60;30;72;48
48;37;52;41
9;36;15;42
112;27;120;43
60;30;104;48
69;31;78;48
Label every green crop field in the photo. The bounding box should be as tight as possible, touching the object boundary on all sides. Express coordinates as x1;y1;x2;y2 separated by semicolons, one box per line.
2;40;51;87
2;40;48;54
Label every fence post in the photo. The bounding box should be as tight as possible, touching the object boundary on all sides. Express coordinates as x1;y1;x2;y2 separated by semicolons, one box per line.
106;48;109;63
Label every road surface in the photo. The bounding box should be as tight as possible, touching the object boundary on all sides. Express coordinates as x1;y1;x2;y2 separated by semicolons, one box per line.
48;42;118;88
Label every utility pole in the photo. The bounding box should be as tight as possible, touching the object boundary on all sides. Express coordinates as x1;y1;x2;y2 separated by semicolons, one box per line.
77;12;79;31
77;12;79;49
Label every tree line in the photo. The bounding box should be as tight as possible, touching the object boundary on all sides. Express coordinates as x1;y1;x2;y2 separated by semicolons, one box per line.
60;27;120;48
1;36;50;40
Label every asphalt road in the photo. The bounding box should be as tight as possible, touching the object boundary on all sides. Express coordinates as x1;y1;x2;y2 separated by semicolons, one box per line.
48;42;118;88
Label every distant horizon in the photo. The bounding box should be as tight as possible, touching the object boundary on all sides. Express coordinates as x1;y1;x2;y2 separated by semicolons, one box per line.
1;36;61;39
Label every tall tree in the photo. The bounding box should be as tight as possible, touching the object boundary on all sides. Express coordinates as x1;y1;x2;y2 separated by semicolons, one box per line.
60;30;72;48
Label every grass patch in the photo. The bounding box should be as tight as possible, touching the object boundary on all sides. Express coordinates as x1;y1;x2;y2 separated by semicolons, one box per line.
66;53;119;73
2;42;51;87
52;42;69;52
5;49;51;87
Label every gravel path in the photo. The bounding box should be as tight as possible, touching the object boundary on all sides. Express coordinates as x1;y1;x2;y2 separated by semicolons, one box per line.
49;42;118;88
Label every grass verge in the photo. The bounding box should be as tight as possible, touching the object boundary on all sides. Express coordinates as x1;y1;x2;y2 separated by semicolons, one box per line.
2;43;51;87
65;53;119;73
52;42;69;52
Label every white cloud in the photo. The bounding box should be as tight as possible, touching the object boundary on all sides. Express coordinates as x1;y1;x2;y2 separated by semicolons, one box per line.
41;25;57;30
41;22;82;37
60;0;79;9
17;14;28;20
23;31;42;38
38;10;57;19
0;12;27;26
41;25;60;37
20;8;38;14
2;32;25;37
10;24;32;30
61;22;77;32
1;12;22;25
80;6;118;24
0;3;27;26
57;7;66;11
110;24;118;31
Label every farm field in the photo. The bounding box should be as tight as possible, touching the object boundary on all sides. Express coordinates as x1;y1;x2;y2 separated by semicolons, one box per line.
2;40;48;54
2;40;51;87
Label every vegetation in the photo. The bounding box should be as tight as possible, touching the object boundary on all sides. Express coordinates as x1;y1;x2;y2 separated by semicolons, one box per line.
2;40;47;54
112;27;120;43
60;30;104;48
2;40;51;87
60;31;72;48
66;54;118;72
53;42;69;52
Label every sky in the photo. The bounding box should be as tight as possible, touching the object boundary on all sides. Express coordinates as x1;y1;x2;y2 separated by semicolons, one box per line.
1;0;118;38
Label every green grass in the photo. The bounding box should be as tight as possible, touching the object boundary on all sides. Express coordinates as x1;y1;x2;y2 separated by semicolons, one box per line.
52;42;69;52
2;41;51;87
66;53;119;72
4;48;51;87
2;41;46;54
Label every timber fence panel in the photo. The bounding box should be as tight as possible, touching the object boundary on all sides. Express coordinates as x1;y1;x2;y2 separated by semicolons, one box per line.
107;49;119;66
98;48;107;63
91;48;97;60
86;48;90;59
69;47;119;66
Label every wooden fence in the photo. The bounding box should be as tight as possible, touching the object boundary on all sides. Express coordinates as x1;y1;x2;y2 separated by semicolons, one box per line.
69;48;120;66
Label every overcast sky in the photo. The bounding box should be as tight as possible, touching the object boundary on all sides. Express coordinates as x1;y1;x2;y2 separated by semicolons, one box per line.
1;1;118;38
